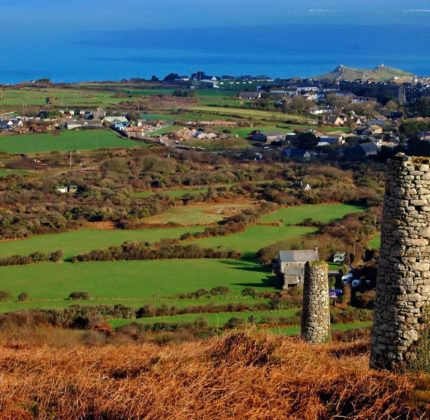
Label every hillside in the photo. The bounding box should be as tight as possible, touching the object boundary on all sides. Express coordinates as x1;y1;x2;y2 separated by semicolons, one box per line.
314;65;415;82
0;330;426;418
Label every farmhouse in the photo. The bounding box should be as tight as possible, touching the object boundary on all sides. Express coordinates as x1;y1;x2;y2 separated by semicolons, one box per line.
276;249;319;289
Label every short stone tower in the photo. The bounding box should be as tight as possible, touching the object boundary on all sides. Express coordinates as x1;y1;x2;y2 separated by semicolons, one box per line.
371;154;430;370
301;261;330;344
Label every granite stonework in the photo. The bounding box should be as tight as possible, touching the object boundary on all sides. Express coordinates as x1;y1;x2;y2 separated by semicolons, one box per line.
301;261;330;344
371;154;430;370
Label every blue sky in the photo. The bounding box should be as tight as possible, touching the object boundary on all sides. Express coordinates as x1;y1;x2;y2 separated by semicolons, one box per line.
2;0;430;32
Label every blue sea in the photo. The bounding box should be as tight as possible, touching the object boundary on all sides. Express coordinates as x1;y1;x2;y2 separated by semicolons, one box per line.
2;24;430;83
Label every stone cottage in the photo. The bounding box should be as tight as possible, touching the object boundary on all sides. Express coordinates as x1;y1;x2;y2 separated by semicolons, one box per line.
276;249;319;289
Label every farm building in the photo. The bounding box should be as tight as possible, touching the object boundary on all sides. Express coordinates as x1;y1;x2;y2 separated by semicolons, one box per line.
276;249;319;289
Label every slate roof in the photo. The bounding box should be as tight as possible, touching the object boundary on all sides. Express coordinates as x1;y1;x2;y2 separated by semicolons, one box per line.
279;250;319;263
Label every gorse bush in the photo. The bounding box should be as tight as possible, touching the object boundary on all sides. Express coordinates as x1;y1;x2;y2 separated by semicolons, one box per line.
0;250;63;267
0;291;10;301
17;292;29;302
68;292;91;301
73;243;241;262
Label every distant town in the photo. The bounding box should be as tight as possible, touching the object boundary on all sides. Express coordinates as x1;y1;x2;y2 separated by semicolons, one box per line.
2;65;430;164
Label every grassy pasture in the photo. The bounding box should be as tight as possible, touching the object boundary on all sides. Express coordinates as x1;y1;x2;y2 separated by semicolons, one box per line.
110;308;298;328
260;204;366;226
194;225;317;258
368;234;381;250
0;168;27;177
134;187;209;199
143;202;255;225
189;106;312;123
0;88;122;108
0;227;204;260
0;259;276;312
0;130;143;154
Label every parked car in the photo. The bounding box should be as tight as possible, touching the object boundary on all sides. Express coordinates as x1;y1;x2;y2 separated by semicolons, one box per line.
352;279;361;288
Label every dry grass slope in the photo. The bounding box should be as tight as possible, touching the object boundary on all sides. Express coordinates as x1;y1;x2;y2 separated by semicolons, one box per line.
0;331;424;418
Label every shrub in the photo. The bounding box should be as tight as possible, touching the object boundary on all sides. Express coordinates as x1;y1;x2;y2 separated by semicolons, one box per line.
241;287;257;298
17;292;29;302
354;289;376;309
68;291;91;301
210;286;230;296
0;290;10;301
224;317;245;329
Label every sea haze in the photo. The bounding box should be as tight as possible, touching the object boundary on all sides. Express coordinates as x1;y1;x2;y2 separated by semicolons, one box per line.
2;23;430;83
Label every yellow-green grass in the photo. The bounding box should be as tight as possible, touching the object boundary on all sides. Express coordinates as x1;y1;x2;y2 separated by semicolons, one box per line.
0;168;27;177
261;204;366;226
110;308;298;328
194;225;317;258
0;259;276;312
0;130;144;154
143;203;255;225
269;321;373;336
189;106;312;123
368;234;381;250
0;88;124;108
0;227;204;260
134;187;209;199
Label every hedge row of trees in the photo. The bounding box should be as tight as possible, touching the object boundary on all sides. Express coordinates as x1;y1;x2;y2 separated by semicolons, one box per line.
73;243;241;263
0;250;63;267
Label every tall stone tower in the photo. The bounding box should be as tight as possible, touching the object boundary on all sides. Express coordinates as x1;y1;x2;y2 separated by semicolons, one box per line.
371;153;430;370
301;261;330;344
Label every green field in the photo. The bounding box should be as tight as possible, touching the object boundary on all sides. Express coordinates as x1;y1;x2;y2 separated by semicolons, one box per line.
110;308;298;328
0;259;276;312
0;88;124;108
0;168;28;177
368;234;381;250
189;106;312;123
0;130;144;154
261;204;366;225
134;187;209;199
0;227;205;260
195;225;317;258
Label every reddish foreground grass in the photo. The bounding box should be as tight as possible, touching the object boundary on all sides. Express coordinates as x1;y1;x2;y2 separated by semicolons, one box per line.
0;330;427;418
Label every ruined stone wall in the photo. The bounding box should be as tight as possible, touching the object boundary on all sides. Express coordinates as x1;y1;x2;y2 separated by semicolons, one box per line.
371;154;430;370
301;261;330;344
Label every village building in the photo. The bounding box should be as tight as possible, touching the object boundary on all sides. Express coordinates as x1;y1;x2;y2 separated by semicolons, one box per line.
238;91;262;100
276;249;320;289
94;108;107;120
326;115;346;126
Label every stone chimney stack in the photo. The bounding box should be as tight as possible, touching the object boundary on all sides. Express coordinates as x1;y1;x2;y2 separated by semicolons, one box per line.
371;154;430;370
301;261;330;344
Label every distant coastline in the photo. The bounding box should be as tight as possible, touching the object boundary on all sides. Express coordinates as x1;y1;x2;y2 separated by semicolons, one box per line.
2;23;430;84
